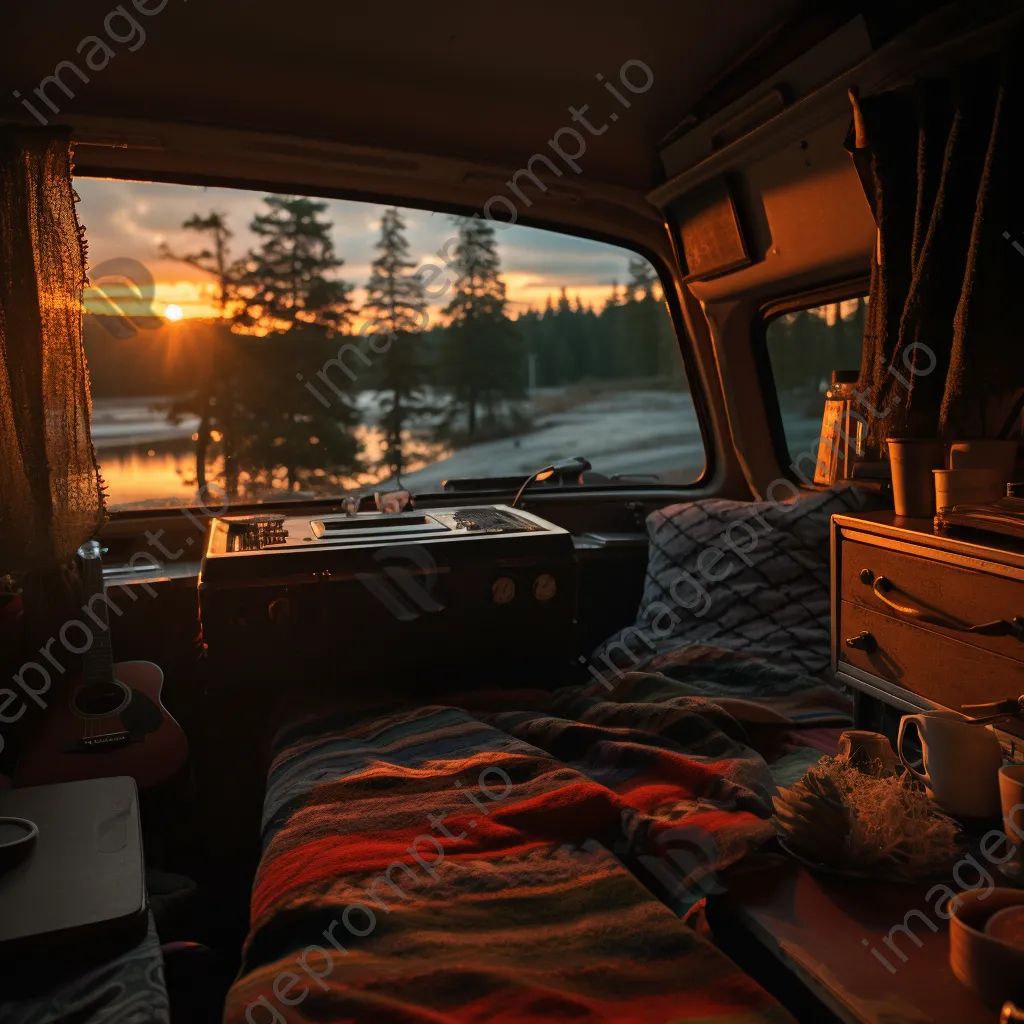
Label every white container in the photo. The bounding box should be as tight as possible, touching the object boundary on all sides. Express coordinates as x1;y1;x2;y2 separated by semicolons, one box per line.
897;710;1003;819
933;467;1004;510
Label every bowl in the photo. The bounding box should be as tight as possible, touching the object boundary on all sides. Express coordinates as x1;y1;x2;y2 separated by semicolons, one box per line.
950;888;1024;1008
987;906;1024;947
0;816;38;873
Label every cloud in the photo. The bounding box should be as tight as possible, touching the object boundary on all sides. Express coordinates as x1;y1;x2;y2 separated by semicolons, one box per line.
74;178;641;318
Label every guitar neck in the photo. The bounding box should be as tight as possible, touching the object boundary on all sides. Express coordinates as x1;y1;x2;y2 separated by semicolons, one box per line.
78;540;115;687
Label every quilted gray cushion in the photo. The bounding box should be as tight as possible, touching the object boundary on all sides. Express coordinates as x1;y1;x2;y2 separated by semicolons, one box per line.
595;486;876;680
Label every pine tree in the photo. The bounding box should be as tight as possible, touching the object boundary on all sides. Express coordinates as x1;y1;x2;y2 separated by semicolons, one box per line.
533;295;567;387
554;287;589;381
161;212;236;313
441;218;525;436
362;208;431;478
622;256;680;381
626;256;658;301
235;196;352;334
597;281;629;380
234;196;361;492
159;211;245;496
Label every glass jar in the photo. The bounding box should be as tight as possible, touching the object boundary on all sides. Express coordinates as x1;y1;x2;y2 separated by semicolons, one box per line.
814;370;866;485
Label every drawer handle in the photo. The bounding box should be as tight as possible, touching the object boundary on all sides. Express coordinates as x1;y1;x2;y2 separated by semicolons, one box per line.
960;695;1024;723
845;631;877;653
869;574;1024;640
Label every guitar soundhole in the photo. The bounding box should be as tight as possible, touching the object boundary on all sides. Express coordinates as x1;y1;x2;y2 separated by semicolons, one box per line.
72;681;129;717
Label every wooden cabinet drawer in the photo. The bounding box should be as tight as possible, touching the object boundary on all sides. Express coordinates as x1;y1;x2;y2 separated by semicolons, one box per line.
832;513;1024;739
838;601;1024;718
840;538;1024;664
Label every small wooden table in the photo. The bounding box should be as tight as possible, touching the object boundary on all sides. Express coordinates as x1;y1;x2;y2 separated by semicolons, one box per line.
0;776;147;952
708;852;1002;1024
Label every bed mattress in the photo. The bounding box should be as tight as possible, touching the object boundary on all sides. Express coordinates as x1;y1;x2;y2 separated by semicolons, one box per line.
224;662;847;1023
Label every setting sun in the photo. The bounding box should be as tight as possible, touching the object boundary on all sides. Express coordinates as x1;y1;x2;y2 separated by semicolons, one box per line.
163;303;184;321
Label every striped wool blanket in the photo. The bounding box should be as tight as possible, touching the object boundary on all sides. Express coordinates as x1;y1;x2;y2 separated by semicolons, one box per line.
225;671;847;1024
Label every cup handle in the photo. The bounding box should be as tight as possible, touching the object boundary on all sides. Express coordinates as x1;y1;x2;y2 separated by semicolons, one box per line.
897;715;930;784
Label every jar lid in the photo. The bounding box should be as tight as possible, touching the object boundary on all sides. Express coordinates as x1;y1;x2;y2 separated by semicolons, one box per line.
831;370;860;385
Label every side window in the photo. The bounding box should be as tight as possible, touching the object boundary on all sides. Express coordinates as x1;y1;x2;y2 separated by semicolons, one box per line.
764;298;867;461
75;179;705;510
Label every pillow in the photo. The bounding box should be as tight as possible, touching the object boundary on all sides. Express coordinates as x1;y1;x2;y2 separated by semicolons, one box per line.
594;486;875;681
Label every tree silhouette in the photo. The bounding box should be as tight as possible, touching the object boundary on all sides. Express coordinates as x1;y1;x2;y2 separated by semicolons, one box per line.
92;199;706;504
362;208;432;478
505;260;685;390
623;257;680;379
441;217;525;435
234;196;353;335
233;196;361;492
767;300;866;413
160;212;237;313
159;211;243;494
626;256;658;300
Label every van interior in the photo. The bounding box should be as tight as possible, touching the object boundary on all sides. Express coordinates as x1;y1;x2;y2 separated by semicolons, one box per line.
2;2;1024;1022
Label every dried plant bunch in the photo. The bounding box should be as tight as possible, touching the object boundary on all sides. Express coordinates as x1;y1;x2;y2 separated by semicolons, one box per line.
773;770;850;865
773;755;959;879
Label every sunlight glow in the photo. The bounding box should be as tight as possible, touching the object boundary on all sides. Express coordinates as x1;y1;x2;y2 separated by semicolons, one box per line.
163;303;184;321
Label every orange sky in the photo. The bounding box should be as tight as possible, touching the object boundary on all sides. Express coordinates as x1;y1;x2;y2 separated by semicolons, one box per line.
87;261;625;325
75;179;648;329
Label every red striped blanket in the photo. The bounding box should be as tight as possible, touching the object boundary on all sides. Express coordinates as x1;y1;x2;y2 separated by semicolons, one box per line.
225;671;842;1023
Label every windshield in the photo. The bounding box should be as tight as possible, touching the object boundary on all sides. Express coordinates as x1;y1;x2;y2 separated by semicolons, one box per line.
76;179;705;509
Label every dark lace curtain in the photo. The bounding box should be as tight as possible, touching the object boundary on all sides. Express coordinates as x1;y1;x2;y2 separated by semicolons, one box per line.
0;126;104;576
849;48;1024;448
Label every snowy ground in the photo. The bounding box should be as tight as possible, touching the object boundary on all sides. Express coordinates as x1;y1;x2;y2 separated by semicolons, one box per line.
399;390;708;489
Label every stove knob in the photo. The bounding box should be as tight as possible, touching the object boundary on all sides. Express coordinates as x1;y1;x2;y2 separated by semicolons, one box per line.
492;577;515;605
533;574;557;602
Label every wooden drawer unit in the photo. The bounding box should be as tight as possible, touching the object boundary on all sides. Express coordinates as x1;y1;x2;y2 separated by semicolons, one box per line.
832;512;1024;739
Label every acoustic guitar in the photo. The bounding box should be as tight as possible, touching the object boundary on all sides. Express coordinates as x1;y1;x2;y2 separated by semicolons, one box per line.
15;541;189;792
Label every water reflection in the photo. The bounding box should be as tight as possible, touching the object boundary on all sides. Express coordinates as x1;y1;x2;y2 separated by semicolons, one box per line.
95;388;711;511
95;397;452;509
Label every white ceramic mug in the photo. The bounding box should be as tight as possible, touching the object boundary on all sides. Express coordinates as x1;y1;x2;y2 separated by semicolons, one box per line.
898;711;1003;818
1001;765;1024;876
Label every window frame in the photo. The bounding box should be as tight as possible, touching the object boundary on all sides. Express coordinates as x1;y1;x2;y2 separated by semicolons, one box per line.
757;276;872;484
75;169;716;520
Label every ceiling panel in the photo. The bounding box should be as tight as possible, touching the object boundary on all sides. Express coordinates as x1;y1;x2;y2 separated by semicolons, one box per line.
2;0;806;191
